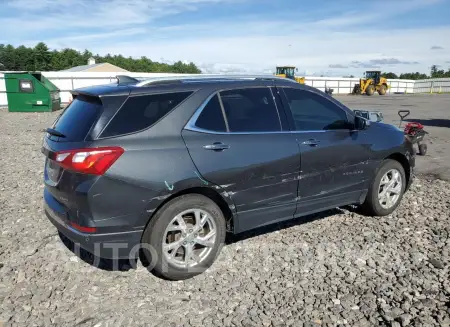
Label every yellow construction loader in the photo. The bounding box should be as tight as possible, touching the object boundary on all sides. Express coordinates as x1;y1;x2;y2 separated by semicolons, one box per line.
352;71;389;96
275;66;305;84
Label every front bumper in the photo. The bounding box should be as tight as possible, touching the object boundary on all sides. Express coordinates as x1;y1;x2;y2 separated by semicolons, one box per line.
44;194;143;260
405;152;415;192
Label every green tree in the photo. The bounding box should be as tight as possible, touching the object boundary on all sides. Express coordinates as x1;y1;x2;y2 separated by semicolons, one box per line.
33;42;51;71
399;72;428;80
382;72;398;79
15;45;34;71
51;48;84;70
0;42;202;73
1;44;17;70
81;50;93;63
430;65;445;78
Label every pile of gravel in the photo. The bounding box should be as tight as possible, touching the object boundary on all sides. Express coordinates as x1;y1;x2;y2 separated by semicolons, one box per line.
0;109;449;327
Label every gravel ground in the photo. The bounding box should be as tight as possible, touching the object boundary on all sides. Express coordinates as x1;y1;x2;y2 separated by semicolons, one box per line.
0;108;449;327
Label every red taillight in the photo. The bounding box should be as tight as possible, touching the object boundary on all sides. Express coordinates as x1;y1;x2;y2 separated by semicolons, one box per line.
70;221;97;233
55;146;124;175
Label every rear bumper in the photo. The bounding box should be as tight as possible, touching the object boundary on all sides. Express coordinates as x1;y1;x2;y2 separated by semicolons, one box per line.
44;195;143;260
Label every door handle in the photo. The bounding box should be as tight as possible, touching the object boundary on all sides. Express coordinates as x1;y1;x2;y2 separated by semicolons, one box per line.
301;139;320;147
203;142;230;151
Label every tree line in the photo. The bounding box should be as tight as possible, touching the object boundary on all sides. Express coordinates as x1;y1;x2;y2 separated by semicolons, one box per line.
382;65;450;80
0;42;202;74
2;42;449;79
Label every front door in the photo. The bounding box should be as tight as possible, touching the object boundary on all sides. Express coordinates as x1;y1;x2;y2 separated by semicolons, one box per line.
279;87;374;214
182;87;300;232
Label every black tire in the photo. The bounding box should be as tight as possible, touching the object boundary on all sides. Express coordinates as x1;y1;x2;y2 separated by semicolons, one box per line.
141;194;226;280
366;85;375;96
418;143;427;156
378;84;387;95
361;159;406;216
353;84;361;94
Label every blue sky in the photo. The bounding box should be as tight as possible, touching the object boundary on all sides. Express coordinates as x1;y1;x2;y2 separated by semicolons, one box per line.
1;0;450;75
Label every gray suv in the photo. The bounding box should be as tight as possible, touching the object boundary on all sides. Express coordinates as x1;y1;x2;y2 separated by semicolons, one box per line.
42;75;415;280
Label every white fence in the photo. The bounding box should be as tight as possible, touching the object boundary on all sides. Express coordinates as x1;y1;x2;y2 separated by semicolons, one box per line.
0;71;439;107
303;77;415;95
414;78;450;93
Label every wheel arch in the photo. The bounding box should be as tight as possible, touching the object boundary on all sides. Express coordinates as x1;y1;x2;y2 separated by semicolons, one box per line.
141;186;236;242
384;152;411;187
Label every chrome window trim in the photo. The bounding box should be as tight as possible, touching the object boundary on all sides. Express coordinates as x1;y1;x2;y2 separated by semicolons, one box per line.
216;91;230;132
185;91;220;132
183;87;356;135
184;126;332;135
268;87;283;129
185;86;284;134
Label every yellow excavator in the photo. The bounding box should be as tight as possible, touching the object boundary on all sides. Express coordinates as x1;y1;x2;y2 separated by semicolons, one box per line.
275;66;305;84
352;71;389;96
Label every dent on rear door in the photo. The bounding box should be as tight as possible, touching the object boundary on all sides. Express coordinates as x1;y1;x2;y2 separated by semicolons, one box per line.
296;129;376;214
182;130;300;232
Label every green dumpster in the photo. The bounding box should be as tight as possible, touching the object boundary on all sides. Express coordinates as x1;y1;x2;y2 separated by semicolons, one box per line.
4;72;61;112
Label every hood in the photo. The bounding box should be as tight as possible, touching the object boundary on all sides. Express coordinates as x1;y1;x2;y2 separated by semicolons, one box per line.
373;121;404;132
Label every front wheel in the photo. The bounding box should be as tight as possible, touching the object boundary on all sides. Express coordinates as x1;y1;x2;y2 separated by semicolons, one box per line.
141;194;226;280
366;85;375;96
361;160;406;216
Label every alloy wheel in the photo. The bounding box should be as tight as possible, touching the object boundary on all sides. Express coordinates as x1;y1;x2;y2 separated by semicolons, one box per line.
378;169;403;209
162;209;217;268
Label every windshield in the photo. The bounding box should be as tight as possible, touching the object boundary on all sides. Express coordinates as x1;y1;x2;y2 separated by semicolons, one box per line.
277;67;295;78
366;72;379;79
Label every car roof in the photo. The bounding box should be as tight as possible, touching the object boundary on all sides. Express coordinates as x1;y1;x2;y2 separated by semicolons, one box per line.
71;75;303;97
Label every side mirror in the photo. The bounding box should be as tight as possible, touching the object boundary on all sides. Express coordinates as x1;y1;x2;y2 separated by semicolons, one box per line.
354;115;370;130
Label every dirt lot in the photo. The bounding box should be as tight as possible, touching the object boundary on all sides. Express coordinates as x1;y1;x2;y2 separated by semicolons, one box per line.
0;95;449;327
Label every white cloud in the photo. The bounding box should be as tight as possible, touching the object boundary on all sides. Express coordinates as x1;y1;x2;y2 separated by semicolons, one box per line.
2;0;450;75
77;24;449;75
2;0;244;32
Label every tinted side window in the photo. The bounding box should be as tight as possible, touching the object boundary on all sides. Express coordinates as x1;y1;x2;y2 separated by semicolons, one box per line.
220;88;281;132
283;88;349;131
195;95;226;132
101;91;193;137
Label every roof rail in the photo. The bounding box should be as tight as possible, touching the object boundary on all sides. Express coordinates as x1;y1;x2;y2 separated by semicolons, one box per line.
116;75;140;85
135;74;298;87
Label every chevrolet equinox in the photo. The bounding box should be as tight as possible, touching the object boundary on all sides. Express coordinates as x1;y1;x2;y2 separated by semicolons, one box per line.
42;75;415;280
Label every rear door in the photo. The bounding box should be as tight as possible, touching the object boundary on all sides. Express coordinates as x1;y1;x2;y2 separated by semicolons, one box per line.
279;87;374;213
182;86;300;232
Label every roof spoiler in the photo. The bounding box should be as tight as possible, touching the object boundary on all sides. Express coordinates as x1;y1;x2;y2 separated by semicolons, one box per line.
116;75;140;85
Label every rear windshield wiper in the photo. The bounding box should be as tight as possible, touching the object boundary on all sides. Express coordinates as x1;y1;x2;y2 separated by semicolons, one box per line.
45;128;66;138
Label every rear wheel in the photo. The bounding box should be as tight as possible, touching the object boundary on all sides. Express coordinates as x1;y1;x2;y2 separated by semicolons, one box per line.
141;194;226;280
366;85;375;96
378;84;387;95
361;160;406;216
353;84;362;94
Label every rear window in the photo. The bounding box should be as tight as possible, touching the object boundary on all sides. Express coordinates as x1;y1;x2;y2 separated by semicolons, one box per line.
195;95;227;132
101;91;193;138
52;95;102;142
220;88;281;132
